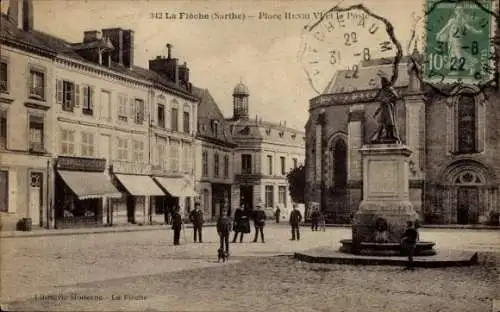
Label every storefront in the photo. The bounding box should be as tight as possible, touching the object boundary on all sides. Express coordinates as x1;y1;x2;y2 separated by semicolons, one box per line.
112;173;165;224
153;176;198;219
54;156;121;229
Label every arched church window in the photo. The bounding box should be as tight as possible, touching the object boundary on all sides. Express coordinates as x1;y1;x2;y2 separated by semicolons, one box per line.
331;139;347;190
454;171;484;185
457;95;476;154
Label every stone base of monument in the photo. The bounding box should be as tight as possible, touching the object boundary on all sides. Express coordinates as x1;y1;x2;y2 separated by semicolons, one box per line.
342;143;437;257
338;239;436;256
294;247;478;268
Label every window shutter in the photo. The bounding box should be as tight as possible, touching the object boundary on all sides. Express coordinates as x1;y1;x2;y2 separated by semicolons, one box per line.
476;100;485;153
129;98;136;122
56;79;63;104
74;83;80;108
90;86;94;110
82;85;88;108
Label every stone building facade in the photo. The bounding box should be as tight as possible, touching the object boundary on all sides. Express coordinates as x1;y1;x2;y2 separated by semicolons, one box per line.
0;0;198;229
193;87;236;220
305;49;500;224
226;83;305;217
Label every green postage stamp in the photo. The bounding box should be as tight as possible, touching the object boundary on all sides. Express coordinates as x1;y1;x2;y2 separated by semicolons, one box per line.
424;0;495;84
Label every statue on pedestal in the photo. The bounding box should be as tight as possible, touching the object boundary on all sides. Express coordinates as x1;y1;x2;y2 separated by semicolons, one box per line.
371;76;400;144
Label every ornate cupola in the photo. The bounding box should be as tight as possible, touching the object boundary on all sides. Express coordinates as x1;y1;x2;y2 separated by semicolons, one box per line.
233;81;249;120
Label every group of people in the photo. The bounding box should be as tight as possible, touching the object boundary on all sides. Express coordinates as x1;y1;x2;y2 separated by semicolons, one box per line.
170;202;305;256
171;202;419;269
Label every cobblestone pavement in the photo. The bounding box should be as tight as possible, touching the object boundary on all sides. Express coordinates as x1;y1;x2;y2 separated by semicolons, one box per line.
2;225;499;311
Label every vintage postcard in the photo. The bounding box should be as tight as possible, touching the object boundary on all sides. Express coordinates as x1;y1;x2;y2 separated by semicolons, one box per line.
1;0;499;311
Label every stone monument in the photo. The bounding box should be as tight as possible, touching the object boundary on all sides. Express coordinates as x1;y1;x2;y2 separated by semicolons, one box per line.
340;76;435;256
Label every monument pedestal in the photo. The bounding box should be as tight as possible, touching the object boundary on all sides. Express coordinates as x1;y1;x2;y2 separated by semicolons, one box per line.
340;143;435;256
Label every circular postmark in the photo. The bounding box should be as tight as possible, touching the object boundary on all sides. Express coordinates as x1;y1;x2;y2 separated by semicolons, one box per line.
408;0;499;96
298;4;404;95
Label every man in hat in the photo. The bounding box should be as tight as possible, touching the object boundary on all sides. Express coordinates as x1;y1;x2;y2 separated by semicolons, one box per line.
289;204;303;241
252;203;266;243
217;207;232;256
171;205;183;245
189;201;204;243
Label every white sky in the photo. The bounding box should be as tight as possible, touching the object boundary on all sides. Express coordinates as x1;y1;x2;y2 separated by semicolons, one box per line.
2;0;427;129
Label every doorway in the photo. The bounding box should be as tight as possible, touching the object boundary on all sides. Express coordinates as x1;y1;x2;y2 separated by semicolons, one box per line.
457;187;479;224
29;172;43;226
126;196;136;224
240;185;253;211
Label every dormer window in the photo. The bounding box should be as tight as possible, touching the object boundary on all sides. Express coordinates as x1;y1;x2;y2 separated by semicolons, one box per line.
279;131;284;137
291;133;296;140
266;128;271;135
211;120;219;136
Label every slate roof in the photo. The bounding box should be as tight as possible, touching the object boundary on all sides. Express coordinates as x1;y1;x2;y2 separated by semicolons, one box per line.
192;86;236;147
323;57;412;94
0;13;196;100
226;117;305;145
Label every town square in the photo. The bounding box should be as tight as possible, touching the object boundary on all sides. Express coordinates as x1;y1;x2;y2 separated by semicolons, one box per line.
1;0;500;311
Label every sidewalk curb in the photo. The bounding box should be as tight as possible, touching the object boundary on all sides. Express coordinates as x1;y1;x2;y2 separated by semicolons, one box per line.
0;223;217;239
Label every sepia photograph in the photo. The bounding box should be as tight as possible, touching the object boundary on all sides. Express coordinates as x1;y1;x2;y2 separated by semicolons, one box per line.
0;0;499;311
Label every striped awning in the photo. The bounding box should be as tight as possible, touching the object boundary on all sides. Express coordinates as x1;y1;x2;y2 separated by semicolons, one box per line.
114;174;165;196
153;177;198;197
57;170;121;200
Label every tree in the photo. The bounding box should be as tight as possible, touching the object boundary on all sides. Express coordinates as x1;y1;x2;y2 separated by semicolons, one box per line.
286;165;305;204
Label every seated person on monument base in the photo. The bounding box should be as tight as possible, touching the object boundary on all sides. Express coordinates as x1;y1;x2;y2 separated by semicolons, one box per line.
371;76;401;145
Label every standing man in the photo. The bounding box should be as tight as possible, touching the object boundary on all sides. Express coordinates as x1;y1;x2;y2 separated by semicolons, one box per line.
311;207;320;231
171;205;183;245
189;202;204;243
289;205;302;241
274;205;281;224
252;203;266;243
401;221;419;270
217;207;232;257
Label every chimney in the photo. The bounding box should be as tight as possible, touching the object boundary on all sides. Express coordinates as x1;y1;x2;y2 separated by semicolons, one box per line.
8;0;34;32
149;43;179;84
101;28;134;68
178;62;190;83
83;30;102;42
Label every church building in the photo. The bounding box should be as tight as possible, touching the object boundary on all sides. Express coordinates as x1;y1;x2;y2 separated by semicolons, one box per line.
305;48;500;225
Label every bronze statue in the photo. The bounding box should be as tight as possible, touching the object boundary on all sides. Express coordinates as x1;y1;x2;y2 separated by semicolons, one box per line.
371;76;400;143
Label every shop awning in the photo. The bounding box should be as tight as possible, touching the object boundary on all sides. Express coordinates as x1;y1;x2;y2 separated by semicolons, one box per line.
154;177;198;197
114;174;165;196
57;170;122;200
